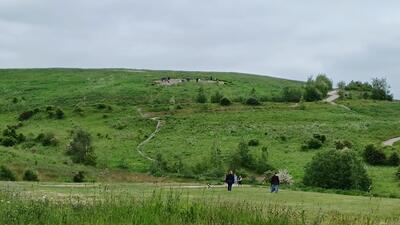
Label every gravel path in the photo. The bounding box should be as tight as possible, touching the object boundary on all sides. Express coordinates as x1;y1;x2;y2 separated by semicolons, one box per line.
136;109;163;161
382;137;400;147
325;90;351;110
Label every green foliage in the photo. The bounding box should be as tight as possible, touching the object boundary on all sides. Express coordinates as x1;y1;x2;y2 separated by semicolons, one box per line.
23;169;39;182
248;139;259;146
66;129;96;166
304;78;323;101
55;108;65;119
302;134;326;150
210;90;223;103
335;140;353;150
150;153;169;177
196;87;207;103
363;144;386;165
371;78;393;101
231;141;253;169
219;97;231;106
245;97;260;106
303;150;371;191
387;152;400;166
396;167;400;180
315;74;333;97
36;133;58;146
345;81;372;91
0;165;16;181
73;171;85;182
337;81;346;90
281;86;303;102
18;110;35;121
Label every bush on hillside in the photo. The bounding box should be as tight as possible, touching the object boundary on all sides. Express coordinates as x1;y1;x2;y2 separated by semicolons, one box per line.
19;110;35;121
371;78;393;101
302;137;323;151
304;79;323;102
363;144;386;165
248;139;259;146
23;169;39;182
0;165;16;181
396;167;400;180
220;97;231;106
335;140;353;150
313;134;326;143
66;129;96;166
210;90;223;103
315;74;332;97
55;108;65;119
345;81;372;91
245;97;260;106
150;153;169;177
39;133;59;146
303;149;371;191
73;171;85;183
388;152;400;166
1;137;17;147
281;87;303;102
277;169;294;185
196;87;207;103
95;103;113;111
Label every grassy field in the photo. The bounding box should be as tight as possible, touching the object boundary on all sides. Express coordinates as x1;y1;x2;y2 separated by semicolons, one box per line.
0;68;399;198
1;181;400;224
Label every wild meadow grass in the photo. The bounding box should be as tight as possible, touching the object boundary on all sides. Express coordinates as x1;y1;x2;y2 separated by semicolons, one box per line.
0;189;398;225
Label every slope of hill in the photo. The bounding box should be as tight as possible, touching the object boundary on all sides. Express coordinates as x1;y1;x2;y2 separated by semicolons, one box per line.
0;69;399;198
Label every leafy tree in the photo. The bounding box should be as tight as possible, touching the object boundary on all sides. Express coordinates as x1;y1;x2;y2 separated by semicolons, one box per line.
220;97;231;106
66;129;96;166
73;171;85;183
245;97;261;106
303;150;371;191
371;78;393;101
337;81;346;90
304;78;323;101
281;86;303;102
150;153;168;177
0;165;16;181
231;141;253;169
315;74;333;97
363;144;386;165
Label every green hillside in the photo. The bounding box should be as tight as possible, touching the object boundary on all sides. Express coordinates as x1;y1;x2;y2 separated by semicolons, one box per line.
0;69;399;197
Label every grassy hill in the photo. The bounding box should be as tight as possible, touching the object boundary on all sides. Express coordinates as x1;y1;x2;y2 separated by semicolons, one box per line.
0;69;399;197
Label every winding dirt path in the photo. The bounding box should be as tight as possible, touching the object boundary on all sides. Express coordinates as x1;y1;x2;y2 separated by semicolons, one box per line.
382;137;400;147
136;109;163;161
324;90;351;111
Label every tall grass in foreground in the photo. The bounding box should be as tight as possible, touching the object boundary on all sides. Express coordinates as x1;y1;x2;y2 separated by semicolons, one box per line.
0;191;397;225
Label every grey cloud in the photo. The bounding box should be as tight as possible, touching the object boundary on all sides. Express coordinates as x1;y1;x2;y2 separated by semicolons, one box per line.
0;0;399;98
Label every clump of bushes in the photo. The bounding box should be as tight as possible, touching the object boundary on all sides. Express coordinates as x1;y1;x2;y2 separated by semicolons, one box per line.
196;87;207;103
73;171;85;183
388;152;400;166
335;140;353;150
1;125;26;147
66;129;96;166
220;97;231;106
301;134;326;150
303;149;371;191
23;169;39;181
281;86;303;102
210;90;223;103
35;133;58;146
303;75;332;101
245;97;260;106
248;139;259;146
19;110;35;121
0;165;16;181
47;107;65;119
94;103;113;111
231;141;274;174
363;144;386;165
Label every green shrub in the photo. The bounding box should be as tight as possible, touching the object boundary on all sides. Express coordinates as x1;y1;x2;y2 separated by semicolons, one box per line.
66;129;96;166
23;169;39;182
335;140;353;150
363;144;386;165
18;110;35;121
245;97;260;106
73;171;85;183
387;152;400;166
303;149;371;191
0;165;16;181
196;87;207;103
313;134;326;143
41;133;59;146
1;137;17;147
220;97;231;106
95;103;112;111
396;167;400;180
281;86;303;102
55;108;65;119
307;138;323;149
210;90;223;103
304;78;323;101
248;139;259;146
150;153;168;177
371;78;393;101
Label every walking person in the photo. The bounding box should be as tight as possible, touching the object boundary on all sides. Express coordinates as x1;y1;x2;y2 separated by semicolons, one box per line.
270;172;280;193
225;170;235;191
237;176;243;187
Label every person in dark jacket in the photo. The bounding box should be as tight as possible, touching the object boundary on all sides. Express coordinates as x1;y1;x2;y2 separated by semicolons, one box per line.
225;170;235;191
270;172;280;193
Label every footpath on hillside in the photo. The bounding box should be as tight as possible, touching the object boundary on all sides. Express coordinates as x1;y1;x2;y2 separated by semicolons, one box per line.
324;90;400;146
136;109;163;161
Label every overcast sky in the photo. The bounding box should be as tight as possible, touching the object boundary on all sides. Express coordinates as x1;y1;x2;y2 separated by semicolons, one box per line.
0;0;399;98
